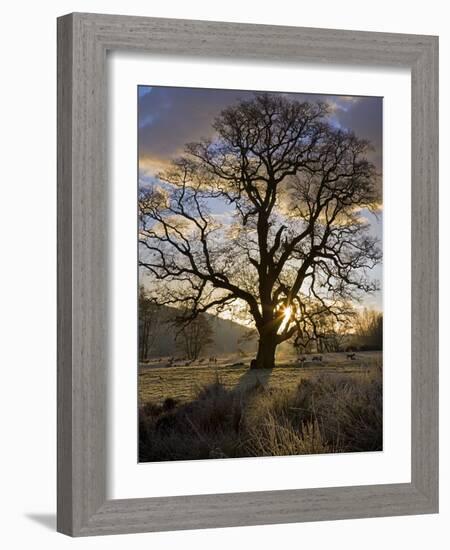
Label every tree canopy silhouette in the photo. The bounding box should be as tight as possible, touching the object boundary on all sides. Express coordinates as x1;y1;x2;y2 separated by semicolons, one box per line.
139;93;381;368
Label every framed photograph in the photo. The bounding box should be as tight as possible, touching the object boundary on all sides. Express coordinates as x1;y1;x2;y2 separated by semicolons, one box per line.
57;13;438;536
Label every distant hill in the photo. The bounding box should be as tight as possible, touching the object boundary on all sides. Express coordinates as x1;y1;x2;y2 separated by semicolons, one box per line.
144;305;257;358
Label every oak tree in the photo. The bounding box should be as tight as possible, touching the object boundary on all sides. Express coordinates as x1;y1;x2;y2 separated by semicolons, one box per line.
139;94;381;369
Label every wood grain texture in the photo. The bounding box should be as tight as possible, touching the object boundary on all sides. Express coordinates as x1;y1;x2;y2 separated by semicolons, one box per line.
410;36;439;506
57;13;74;535
57;12;439;537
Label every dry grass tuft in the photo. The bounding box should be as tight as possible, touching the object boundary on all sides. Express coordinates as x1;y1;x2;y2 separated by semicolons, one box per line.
139;365;382;462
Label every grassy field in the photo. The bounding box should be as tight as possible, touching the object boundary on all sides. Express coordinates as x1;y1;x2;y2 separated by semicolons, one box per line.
138;352;382;462
139;351;381;405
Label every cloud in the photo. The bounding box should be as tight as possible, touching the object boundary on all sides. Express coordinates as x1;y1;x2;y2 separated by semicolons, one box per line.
138;86;153;99
332;96;383;171
138;87;382;176
138;87;246;162
139;155;172;181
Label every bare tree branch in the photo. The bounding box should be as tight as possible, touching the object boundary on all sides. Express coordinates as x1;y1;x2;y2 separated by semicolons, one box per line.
139;93;381;368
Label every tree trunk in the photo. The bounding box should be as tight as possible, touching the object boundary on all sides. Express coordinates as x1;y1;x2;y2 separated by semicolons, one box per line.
252;334;277;369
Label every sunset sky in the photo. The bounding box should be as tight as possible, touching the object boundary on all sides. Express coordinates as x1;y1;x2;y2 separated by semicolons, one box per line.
138;86;383;311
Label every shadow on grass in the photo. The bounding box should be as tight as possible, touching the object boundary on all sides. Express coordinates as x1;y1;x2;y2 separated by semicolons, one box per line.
235;367;273;392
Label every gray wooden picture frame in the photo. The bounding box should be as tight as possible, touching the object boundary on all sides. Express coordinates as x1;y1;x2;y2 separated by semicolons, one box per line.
57;12;439;537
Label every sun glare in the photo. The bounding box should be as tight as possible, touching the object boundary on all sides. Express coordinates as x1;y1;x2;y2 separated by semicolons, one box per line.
278;305;292;334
